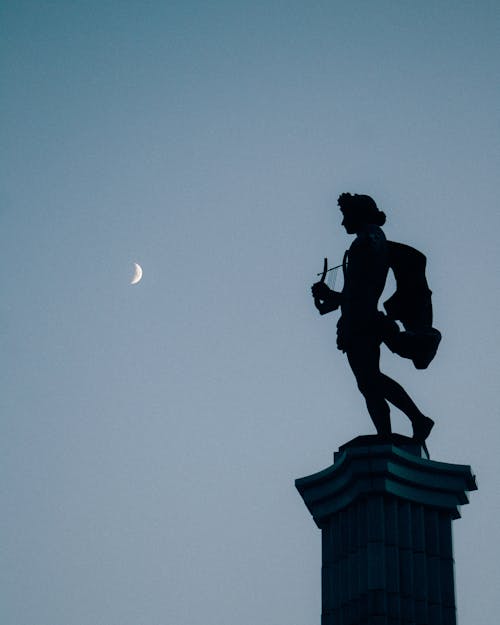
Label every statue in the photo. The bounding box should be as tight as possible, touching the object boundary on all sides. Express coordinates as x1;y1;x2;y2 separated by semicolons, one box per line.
311;193;441;456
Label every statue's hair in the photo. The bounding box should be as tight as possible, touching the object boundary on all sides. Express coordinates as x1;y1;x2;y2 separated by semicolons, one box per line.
337;193;386;226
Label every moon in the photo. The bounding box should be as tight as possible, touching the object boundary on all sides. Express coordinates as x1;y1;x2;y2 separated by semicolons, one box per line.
130;262;143;285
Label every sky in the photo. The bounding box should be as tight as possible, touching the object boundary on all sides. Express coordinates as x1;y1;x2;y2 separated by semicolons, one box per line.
1;1;499;624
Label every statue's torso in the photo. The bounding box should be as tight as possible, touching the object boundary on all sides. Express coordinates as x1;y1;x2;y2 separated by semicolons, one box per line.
341;224;389;329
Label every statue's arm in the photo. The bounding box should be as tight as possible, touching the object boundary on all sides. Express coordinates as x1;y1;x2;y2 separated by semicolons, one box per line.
311;281;342;315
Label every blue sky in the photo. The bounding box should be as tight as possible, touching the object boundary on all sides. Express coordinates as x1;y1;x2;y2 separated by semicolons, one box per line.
1;2;499;624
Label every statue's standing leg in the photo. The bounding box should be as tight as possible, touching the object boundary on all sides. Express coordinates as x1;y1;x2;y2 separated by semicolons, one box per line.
346;343;391;436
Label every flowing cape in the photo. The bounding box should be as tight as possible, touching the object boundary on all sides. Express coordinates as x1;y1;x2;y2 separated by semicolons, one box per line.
383;242;441;369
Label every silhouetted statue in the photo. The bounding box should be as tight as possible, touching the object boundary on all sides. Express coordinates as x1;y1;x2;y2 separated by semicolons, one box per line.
311;193;441;455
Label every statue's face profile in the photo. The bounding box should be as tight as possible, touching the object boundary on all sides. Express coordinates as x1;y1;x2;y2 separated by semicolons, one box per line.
341;210;363;234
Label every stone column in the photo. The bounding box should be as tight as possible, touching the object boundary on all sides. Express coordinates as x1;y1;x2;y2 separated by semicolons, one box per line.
295;435;477;625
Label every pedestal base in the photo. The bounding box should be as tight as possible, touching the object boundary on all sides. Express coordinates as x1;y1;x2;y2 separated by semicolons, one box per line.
296;435;476;625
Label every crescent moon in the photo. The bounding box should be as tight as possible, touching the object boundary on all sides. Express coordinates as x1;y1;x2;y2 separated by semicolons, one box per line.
130;262;143;285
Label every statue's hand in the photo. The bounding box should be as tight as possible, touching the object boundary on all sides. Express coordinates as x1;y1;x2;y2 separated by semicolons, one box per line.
311;281;332;300
311;282;341;315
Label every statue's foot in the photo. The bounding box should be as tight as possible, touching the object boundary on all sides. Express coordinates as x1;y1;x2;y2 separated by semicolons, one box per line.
412;416;434;444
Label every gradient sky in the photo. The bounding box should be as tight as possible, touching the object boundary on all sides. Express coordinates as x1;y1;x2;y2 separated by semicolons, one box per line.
1;2;499;624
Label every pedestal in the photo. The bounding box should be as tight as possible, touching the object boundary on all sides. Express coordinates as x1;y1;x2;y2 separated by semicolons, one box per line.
295;435;477;625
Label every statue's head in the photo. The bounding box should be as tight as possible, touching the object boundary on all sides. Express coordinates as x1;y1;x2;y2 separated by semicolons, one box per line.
337;193;386;233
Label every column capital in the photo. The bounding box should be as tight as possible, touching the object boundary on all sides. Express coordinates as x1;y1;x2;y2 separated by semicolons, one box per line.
296;435;477;528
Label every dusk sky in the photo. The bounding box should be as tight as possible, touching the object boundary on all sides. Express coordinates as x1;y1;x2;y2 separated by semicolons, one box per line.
1;2;499;624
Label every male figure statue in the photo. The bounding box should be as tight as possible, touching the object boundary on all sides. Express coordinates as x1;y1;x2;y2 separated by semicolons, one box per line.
311;193;435;447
